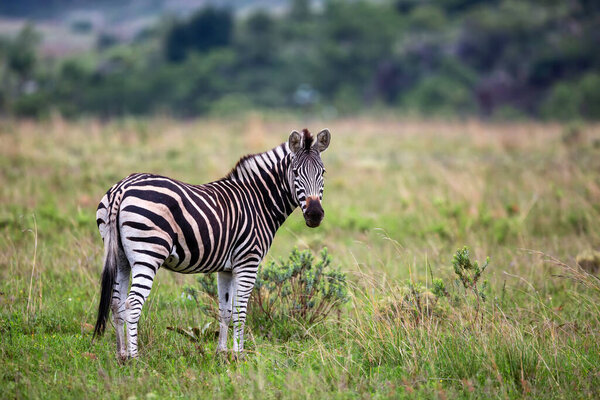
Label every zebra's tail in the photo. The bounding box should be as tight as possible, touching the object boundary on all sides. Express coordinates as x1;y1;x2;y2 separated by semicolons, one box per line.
93;214;119;340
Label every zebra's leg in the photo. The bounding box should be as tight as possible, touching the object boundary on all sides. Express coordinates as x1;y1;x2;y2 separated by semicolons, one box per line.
123;257;164;358
112;250;130;362
231;260;259;355
217;271;234;353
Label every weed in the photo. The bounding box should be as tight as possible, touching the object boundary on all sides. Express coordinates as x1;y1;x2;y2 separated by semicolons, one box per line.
451;246;490;320
452;247;489;291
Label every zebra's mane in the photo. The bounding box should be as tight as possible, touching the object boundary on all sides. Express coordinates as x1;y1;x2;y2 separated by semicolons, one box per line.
302;128;314;150
225;143;289;180
225;129;312;180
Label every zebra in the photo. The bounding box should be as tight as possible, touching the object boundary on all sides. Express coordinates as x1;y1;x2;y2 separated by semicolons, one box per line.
93;128;330;360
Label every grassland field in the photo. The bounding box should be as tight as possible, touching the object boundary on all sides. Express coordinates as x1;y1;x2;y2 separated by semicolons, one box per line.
1;115;599;399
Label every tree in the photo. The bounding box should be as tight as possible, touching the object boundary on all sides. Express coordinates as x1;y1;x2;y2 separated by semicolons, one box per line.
164;7;233;63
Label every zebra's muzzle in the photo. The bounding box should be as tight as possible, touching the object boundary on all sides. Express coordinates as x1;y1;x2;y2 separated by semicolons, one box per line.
304;196;324;228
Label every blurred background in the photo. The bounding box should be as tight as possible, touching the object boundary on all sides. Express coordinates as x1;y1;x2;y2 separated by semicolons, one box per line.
0;0;598;121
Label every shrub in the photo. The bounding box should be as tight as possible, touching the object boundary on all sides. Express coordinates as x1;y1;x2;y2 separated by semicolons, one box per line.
13;92;49;118
192;248;349;332
541;72;600;121
253;248;348;325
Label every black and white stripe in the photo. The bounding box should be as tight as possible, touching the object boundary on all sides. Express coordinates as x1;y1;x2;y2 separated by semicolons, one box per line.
93;128;330;359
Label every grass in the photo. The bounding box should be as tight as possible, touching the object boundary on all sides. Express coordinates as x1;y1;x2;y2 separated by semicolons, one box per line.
1;115;599;399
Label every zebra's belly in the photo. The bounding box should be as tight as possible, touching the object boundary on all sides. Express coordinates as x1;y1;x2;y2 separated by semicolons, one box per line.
161;245;231;274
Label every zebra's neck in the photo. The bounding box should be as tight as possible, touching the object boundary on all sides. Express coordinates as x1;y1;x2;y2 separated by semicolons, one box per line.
225;143;298;226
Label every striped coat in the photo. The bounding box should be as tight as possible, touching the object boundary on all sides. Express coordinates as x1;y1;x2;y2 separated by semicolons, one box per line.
94;128;330;360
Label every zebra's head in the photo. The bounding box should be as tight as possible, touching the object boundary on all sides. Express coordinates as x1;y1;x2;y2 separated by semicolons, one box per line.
288;128;331;228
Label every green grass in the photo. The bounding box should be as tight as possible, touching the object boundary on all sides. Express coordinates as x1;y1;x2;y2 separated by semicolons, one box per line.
1;116;600;399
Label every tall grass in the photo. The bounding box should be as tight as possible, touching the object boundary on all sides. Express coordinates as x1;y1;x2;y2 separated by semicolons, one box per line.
1;116;599;398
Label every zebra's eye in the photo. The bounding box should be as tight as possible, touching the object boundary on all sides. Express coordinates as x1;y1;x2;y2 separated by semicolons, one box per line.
322;169;326;175
293;168;299;176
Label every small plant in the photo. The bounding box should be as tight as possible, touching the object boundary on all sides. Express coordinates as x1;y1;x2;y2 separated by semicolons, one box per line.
432;278;449;299
253;247;349;325
191;248;349;333
452;246;490;319
378;248;492;325
452;246;489;291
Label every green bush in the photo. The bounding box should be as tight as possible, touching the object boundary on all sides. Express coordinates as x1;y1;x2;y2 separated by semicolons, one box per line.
192;248;349;333
541;72;600;121
253;248;349;325
12;92;49;118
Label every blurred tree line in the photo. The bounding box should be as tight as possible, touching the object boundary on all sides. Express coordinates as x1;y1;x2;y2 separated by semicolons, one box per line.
1;0;599;120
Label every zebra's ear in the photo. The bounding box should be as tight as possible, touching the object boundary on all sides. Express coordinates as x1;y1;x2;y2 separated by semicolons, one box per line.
315;129;331;153
288;130;303;153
